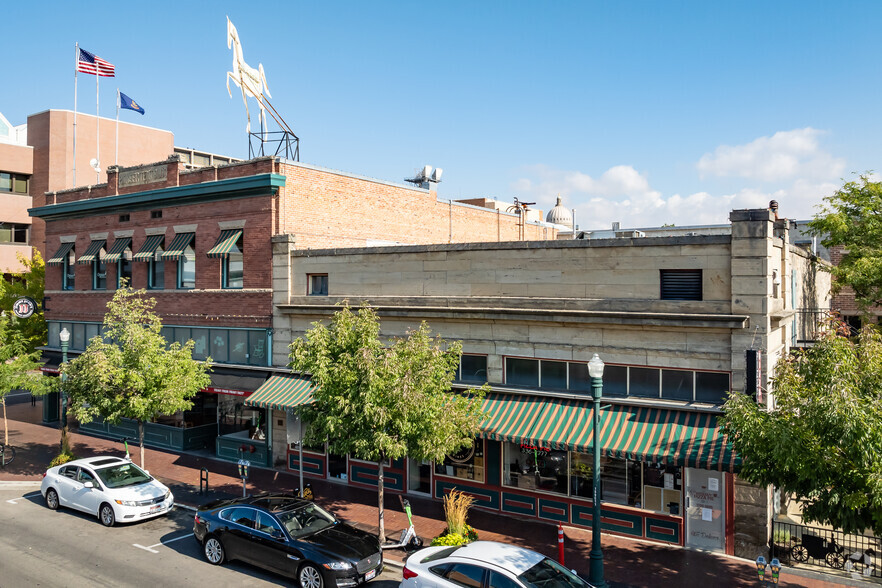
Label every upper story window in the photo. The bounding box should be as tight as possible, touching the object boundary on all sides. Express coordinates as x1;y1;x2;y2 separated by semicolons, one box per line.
660;269;702;301
63;248;75;290
503;356;731;404
308;274;328;296
161;233;195;290
0;172;29;194
133;235;164;290
207;229;244;289
0;223;29;244
151;210;162;219
105;238;132;288
119;214;130;222
458;354;488;383
77;239;107;290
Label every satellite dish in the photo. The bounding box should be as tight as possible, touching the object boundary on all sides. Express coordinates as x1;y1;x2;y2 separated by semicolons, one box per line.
431;168;443;182
89;158;101;172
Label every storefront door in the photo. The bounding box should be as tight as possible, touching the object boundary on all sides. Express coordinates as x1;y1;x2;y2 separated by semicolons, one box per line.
685;468;725;552
407;458;431;494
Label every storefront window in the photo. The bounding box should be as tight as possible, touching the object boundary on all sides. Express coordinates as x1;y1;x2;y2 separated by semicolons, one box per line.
502;442;567;494
328;452;347;480
435;440;484;483
217;394;266;440
639;462;683;515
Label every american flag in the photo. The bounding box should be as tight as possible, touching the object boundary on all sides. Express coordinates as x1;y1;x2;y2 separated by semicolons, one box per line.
77;48;115;77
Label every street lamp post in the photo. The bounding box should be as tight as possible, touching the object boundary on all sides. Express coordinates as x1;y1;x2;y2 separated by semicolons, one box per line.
59;328;70;427
587;353;606;588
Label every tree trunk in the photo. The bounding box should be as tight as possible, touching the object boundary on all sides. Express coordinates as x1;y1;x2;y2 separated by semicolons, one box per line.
378;457;385;546
138;419;145;468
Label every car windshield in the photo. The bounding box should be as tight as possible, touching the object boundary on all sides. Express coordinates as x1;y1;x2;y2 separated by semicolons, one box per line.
276;502;337;538
518;557;590;588
94;462;153;489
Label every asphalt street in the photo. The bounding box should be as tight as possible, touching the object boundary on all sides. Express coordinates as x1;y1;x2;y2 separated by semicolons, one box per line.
0;484;402;588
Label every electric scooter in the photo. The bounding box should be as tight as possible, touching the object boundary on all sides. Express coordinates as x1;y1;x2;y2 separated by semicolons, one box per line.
381;496;423;551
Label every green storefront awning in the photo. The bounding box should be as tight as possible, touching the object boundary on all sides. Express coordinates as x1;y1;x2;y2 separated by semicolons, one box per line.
206;229;243;259
479;393;739;472
46;242;75;266
133;234;164;262
245;375;314;411
76;239;106;265
103;237;132;263
161;232;195;261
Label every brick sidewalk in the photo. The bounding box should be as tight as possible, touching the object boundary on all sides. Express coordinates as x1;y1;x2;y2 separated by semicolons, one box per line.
0;400;857;588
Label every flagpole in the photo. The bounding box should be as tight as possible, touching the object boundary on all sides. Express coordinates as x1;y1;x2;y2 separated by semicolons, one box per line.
95;66;100;184
116;89;120;167
73;43;78;189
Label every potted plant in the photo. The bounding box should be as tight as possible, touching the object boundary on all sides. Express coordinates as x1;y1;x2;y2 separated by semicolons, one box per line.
431;489;479;546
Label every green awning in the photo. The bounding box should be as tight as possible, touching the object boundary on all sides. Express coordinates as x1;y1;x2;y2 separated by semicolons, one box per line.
46;242;75;266
161;233;194;261
133;234;164;262
479;394;739;472
245;375;314;411
76;239;106;265
206;229;243;259
103;237;132;263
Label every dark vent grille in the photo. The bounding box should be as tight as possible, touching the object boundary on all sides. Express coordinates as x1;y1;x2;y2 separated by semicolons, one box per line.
660;269;702;300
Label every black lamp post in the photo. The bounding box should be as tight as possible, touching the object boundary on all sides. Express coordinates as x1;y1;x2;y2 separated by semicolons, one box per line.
588;353;606;588
59;327;70;426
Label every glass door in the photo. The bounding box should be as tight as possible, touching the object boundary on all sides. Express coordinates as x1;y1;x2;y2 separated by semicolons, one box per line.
685;468;725;552
407;458;432;494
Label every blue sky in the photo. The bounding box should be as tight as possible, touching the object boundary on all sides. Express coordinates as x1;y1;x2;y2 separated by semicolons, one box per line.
5;1;881;228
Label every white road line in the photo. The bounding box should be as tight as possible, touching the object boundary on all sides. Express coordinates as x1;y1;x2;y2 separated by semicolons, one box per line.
6;491;41;504
133;532;194;554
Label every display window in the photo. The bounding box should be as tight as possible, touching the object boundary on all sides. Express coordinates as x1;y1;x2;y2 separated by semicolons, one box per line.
435;440;484;482
503;442;568;494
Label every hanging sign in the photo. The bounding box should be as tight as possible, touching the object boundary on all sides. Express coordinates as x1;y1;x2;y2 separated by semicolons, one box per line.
13;297;37;319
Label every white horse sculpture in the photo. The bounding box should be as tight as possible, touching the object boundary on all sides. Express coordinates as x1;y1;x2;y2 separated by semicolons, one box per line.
226;17;271;135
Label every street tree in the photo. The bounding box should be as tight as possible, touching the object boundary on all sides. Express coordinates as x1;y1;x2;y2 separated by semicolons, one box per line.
0;314;48;448
720;321;882;535
289;304;486;543
63;286;212;468
0;251;47;353
809;175;882;311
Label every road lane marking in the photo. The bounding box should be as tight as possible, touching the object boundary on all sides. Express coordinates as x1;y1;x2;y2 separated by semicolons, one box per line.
6;491;41;504
134;532;194;554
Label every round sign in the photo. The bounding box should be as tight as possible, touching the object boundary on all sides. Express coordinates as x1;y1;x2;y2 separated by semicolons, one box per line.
446;442;476;464
12;297;37;319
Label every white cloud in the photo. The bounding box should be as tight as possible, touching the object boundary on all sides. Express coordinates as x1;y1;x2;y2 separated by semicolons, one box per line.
696;128;845;182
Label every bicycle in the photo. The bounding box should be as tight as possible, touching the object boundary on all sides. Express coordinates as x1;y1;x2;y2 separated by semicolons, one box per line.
0;443;16;468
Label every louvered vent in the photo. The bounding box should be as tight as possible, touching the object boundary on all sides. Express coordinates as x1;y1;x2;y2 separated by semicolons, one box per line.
660;269;702;300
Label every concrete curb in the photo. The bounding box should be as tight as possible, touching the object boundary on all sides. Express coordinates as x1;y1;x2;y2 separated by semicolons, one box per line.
0;480;43;488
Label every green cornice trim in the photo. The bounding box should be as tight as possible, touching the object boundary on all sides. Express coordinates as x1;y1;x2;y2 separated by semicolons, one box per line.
29;173;286;220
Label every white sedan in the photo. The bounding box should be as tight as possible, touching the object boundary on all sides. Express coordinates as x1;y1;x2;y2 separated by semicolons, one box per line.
401;541;593;588
41;456;174;527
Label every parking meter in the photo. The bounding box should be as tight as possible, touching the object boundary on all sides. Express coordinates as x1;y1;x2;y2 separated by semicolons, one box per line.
237;458;250;497
769;559;780;585
755;556;766;581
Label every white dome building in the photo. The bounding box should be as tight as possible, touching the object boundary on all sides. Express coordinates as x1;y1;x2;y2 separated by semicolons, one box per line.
545;196;573;229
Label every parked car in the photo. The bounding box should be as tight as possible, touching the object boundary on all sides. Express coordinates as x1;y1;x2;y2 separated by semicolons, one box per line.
401;541;593;588
40;456;174;527
193;493;383;588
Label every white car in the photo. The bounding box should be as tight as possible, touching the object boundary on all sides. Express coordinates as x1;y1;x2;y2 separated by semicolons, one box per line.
400;541;593;588
41;456;174;527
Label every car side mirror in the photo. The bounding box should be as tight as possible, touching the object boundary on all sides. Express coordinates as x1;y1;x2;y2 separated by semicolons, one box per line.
84;481;94;489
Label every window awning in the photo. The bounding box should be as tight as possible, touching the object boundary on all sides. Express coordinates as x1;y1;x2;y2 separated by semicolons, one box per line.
103;237;132;263
479;393;739;472
161;233;194;261
244;375;314;410
76;239;106;265
133;234;164;262
46;242;75;266
206;229;243;259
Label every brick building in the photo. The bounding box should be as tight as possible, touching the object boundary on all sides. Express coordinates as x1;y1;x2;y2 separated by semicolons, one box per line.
30;154;556;463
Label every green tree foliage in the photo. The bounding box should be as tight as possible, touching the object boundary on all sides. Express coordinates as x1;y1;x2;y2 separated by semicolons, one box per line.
63;287;212;468
720;322;882;535
809;175;882;310
0;251;47;352
0;314;48;446
289;304;486;543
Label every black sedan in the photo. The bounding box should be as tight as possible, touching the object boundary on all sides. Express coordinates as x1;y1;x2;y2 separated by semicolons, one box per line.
193;493;383;588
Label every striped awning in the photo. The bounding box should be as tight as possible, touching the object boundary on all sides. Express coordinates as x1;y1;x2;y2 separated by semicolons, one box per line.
103;237;132;263
160;233;195;261
206;229;243;259
46;242;75;266
478;394;738;472
76;239;106;265
244;375;314;411
133;234;165;262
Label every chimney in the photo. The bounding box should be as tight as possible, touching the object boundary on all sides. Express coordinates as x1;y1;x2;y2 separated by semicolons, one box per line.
611;222;621;231
768;200;779;220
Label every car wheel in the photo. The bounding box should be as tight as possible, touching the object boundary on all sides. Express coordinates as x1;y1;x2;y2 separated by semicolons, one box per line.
99;503;116;527
203;536;225;565
299;563;324;588
45;488;59;511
